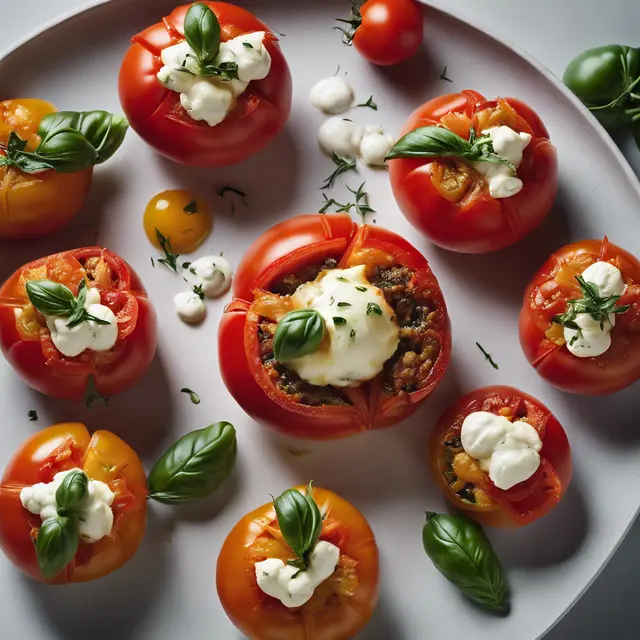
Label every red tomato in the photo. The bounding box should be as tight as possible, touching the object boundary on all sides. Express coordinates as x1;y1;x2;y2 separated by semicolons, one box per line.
429;386;572;527
339;0;424;66
519;237;640;395
0;247;157;401
216;486;379;640
388;90;558;253
0;423;148;583
118;2;292;166
219;213;451;440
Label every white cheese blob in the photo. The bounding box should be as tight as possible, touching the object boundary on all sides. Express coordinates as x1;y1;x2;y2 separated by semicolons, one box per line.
287;265;399;387
564;261;626;358
255;541;340;608
309;77;354;114
461;411;543;490
157;31;271;127
45;288;118;358
318;117;362;158
190;255;233;298
173;291;206;324
471;126;532;198
20;469;115;543
359;125;395;167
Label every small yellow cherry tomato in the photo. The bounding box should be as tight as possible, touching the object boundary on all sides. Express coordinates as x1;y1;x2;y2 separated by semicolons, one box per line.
143;189;212;254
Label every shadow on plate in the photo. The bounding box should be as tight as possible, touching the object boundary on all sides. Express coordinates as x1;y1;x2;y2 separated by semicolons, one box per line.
21;507;168;640
358;592;407;640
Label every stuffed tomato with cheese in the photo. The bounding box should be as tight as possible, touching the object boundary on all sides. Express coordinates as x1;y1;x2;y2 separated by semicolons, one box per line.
219;213;451;440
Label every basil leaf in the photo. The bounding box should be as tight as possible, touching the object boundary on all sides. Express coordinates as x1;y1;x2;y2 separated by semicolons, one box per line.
26;280;76;317
36;516;79;581
273;309;325;362
55;470;88;515
422;512;509;614
184;2;221;66
148;422;237;504
386;126;472;160
34;128;99;173
274;483;322;561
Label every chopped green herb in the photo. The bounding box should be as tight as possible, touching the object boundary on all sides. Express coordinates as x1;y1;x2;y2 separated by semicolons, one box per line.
356;95;378;110
150;257;155;268
337;277;348;282
183;200;198;214
84;375;108;409
440;66;453;82
180;388;201;405
350;329;356;339
476;342;499;370
366;302;382;316
242;42;254;49
182;261;192;269
216;185;248;215
337;302;351;307
27;410;38;421
193;284;205;300
333;317;347;325
329;296;335;306
355;286;367;292
155;229;180;273
321;153;357;190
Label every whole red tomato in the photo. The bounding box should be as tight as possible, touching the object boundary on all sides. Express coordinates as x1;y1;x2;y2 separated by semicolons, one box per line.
219;213;451;440
0;423;148;583
336;0;424;66
216;485;379;640
388;90;558;253
519;237;640;395
0;247;157;401
118;2;292;166
429;386;572;527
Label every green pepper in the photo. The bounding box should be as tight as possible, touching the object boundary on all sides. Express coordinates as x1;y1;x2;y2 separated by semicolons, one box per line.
563;45;640;130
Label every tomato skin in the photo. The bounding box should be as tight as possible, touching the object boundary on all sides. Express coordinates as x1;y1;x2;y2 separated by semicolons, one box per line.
388;90;558;253
519;238;640;395
216;486;379;640
0;423;147;583
118;2;292;167
0;247;158;400
0;99;93;239
429;386;572;527
353;0;424;66
219;214;452;440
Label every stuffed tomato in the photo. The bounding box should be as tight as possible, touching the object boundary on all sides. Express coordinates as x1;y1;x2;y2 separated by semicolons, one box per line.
119;2;292;167
216;484;379;640
219;213;451;440
387;90;558;253
429;386;571;527
519;237;640;395
0;247;157;401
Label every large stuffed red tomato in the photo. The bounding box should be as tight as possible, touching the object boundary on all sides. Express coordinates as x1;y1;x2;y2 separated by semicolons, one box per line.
219;213;451;440
429;386;572;527
216;486;379;640
519;237;640;395
0;247;157;401
0;423;147;583
388;90;558;253
118;2;292;166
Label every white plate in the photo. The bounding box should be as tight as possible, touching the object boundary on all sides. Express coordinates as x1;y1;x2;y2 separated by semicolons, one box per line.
1;0;639;638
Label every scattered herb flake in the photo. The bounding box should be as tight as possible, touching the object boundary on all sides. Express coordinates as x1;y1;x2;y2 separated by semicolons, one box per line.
150;257;155;268
84;375;109;409
216;186;248;214
183;200;198;214
350;329;356;339
440;66;453;82
476;342;499;370
193;284;205;300
355;286;367;292
337;277;348;282
182;261;192;269
333;317;347;325
243;42;254;49
337;302;351;307
356;95;378;110
180;388;201;405
366;302;382;316
27;410;38;421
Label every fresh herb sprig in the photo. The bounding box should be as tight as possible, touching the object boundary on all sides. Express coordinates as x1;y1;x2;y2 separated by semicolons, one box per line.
321;153;357;190
181;388;201;405
84;375;108;409
319;182;375;221
155;229;180;272
440;66;453;82
356;96;378;110
386;125;517;172
334;0;362;45
476;342;499;370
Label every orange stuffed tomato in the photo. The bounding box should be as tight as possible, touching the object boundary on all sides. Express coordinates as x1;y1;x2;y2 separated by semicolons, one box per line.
119;2;292;167
429;386;572;527
0;423;147;583
219;213;451;440
0;247;157;401
388;90;558;253
216;485;379;640
519;237;640;395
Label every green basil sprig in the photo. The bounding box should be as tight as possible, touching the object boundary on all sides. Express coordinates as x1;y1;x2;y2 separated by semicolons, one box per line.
0;110;128;175
386;126;516;172
148;422;237;504
274;482;323;568
35;469;88;580
26;278;110;328
273;309;326;362
422;512;509;614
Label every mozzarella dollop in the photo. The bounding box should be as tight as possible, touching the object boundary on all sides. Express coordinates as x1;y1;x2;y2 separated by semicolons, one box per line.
461;411;543;490
157;32;271;127
471;126;532;198
564;261;626;358
359;125;395;166
318;117;362;158
20;469;115;543
174;291;206;324
45;288;118;358
255;541;340;608
190;255;233;298
309;77;354;114
286;265;399;387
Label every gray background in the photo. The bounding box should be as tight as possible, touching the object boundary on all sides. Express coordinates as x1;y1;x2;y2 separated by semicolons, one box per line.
1;0;639;638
